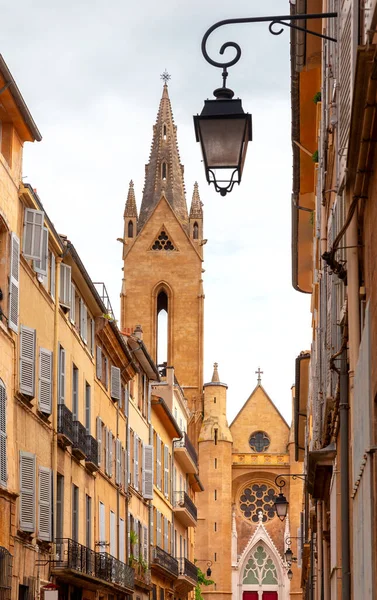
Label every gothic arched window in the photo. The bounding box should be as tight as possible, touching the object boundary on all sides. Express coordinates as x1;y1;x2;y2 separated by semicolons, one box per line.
243;545;278;585
249;431;270;452
128;220;134;238
162;162;167;180
157;290;168;365
193;222;199;239
239;483;277;523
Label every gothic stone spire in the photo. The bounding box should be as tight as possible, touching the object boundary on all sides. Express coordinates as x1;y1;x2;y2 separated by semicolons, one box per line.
189;181;203;219
139;83;188;231
124;180;138;218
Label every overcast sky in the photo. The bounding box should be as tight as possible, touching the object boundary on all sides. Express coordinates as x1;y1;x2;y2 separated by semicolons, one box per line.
3;0;311;424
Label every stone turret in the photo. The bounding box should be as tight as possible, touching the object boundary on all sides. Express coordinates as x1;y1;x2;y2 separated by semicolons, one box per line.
199;363;232;443
189;182;203;246
122;180;138;259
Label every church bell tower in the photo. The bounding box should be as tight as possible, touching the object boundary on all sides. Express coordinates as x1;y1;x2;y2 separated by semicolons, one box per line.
120;82;205;442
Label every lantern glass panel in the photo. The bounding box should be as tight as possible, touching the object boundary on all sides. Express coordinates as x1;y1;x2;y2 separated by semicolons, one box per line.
199;118;247;168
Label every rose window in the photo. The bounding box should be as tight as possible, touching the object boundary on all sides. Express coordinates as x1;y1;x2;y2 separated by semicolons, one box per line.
249;431;270;452
239;483;277;522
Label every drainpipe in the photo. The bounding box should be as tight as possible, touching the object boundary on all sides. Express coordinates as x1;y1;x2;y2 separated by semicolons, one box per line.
317;501;323;600
52;258;61;548
340;347;350;600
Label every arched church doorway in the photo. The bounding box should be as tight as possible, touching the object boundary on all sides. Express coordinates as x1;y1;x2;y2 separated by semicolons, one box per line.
242;544;279;600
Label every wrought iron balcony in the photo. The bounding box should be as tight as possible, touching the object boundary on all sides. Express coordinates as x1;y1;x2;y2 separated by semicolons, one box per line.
85;435;99;472
174;433;198;473
178;557;198;584
174;491;197;527
151;546;178;578
57;404;73;447
54;539;134;592
72;421;87;460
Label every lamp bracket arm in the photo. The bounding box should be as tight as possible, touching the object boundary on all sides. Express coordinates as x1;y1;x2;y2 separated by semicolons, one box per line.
201;13;337;71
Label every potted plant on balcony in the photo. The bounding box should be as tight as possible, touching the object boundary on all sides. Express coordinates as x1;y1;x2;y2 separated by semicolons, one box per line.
128;530;138;567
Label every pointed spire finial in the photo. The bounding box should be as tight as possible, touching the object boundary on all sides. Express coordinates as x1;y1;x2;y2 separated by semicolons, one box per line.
255;367;263;385
124;180;138;218
160;69;171;84
190;181;203;219
212;362;220;383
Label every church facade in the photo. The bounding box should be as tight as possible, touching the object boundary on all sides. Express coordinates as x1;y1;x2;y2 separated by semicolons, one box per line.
120;82;304;600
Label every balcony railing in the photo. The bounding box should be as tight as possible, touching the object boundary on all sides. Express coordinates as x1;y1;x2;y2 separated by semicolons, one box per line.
174;491;197;521
85;435;99;471
57;404;73;446
72;421;87;460
54;539;134;591
178;557;198;584
152;546;178;578
175;433;198;467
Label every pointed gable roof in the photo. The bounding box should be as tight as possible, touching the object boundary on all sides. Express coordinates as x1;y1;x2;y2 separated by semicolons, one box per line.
124;180;138;218
230;384;289;455
139;83;188;232
189;182;203;219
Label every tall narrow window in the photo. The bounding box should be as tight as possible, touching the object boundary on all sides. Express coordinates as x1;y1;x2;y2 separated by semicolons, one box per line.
72;365;78;420
72;485;79;541
162;162;167;180
85;382;91;434
128;220;134;238
214;429;218;445
56;474;64;542
193;222;199;239
157;290;168;365
86;494;91;548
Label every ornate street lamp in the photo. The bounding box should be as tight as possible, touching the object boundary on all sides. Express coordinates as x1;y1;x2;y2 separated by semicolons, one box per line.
284;547;294;565
196;559;213;577
194;12;337;195
273;474;307;521
287;568;293;581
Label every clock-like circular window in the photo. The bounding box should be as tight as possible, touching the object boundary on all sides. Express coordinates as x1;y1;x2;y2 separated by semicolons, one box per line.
239;483;277;523
249;431;270;452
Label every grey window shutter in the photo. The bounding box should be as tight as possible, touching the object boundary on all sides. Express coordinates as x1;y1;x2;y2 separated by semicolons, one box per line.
109;431;113;477
59;264;71;308
104;427;109;475
85;384;91;434
58;346;65;404
156;511;161;547
121;447;125;488
96;417;102;466
156;436;161;490
164;445;169;498
127;513;131;558
20;326;36;397
20;451;36;531
134;434;139;490
96;347;102;379
9;232;20;333
134;518;139;558
143;444;154;499
110;366;121;401
80;300;87;343
38;348;52;415
23;208;44;260
164;517;168;552
70;284;76;324
0;381;7;487
38;467;52;541
33;227;48;275
90;319;95;356
115;439;121;485
143;525;148;562
50;253;55;301
126;424;130;485
125;383;129;418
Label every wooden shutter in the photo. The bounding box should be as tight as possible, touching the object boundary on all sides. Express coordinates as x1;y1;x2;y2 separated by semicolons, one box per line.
109;431;113;477
50;252;55;300
20;451;36;532
338;0;353;180
164;445;169;498
80;299;87;343
125;383;129;418
58;345;65;404
127;513;131;557
110;510;116;557
38;467;52;541
33;227;48;275
119;517;125;562
38;348;52;415
164;517;168;551
127;424;131;484
0;381;7;487
134;434;139;490
85;384;91;434
143;525;148;562
99;501;105;545
9;232;20;333
156;435;161;490
110;366;121;401
116;439;121;485
143;444;154;499
121;447;125;488
59;264;71;308
156;511;161;547
96;417;102;466
134;518;139;558
105;427;109;475
70;284;76;324
90;319;95;356
96;347;102;379
20;326;36;397
23;208;44;260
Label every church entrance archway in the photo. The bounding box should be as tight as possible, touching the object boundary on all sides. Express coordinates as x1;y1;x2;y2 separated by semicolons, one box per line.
242;544;280;600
